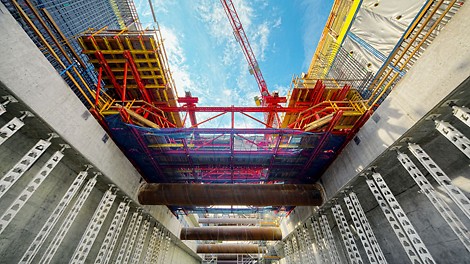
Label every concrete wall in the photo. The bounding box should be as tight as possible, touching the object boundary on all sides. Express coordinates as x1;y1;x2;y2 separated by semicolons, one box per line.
0;3;199;263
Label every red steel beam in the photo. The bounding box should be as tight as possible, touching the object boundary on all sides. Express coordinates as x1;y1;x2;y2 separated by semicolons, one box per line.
95;67;103;106
95;50;124;98
299;110;344;177
123;50;152;102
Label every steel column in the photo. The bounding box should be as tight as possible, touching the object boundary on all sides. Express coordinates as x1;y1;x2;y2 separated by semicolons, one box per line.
311;217;329;264
0;137;52;199
94;201;130;264
0;95;17;116
435;120;470;159
116;212;139;263
398;152;470;252
453;106;470;128
143;227;159;264
138;183;323;206
283;240;292;263
20;169;89;264
331;204;363;264
151;229;165;263
367;173;436;264
131;219;151;264
69;188;116;264
0;112;33;146
123;213;143;263
408;143;470;219
319;214;341;264
344;192;386;264
296;228;309;264
0;147;65;234
301;225;315;264
39;176;97;264
290;235;302;264
159;235;171;264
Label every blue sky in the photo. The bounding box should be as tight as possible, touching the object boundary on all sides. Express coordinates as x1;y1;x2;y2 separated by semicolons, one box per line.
136;0;333;127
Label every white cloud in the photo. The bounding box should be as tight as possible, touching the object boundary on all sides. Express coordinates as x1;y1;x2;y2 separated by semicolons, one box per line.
300;0;333;70
252;21;270;61
159;26;192;98
273;17;282;28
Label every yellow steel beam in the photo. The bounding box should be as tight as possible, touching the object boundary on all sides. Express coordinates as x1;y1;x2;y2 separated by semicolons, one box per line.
91;26;109;37
89;59;159;63
104;75;164;80
112;66;162;72
117;105;160;128
82;50;158;55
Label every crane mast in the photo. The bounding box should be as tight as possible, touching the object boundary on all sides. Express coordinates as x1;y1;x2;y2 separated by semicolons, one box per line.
220;0;270;98
220;0;286;128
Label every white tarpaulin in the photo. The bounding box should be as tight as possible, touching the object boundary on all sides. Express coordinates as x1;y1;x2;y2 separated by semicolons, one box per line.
343;0;427;73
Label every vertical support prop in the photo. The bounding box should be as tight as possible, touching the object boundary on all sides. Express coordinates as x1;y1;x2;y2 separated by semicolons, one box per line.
0;145;67;235
408;143;470;219
291;232;302;263
312;217;330;264
0;135;54;199
435;120;470;159
301;225;315;264
143;226;159;264
94;201;130;264
345;192;387;263
20;168;90;264
0;95;17;116
151;229;165;263
123;213;143;263
159;234;171;264
39;176;98;264
397;152;470;252
367;173;436;264
288;238;297;264
319;214;342;264
131;218;151;264
297;228;308;263
0;112;33;146
115;212;139;263
452;106;470;128
95;202;129;264
283;241;291;263
69;187;117;264
104;202;130;264
331;203;364;264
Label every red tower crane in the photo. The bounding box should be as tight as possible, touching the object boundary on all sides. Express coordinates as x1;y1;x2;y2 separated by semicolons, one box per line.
220;0;286;127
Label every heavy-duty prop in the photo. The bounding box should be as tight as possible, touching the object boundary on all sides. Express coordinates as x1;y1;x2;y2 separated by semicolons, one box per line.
196;244;265;254
138;183;323;206
180;227;282;241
